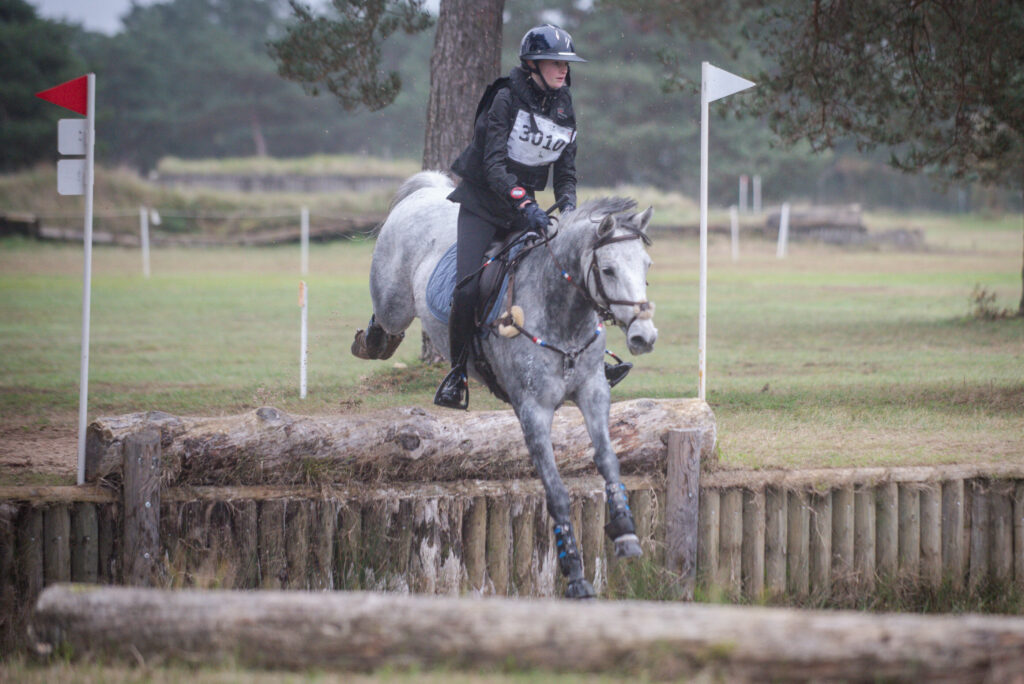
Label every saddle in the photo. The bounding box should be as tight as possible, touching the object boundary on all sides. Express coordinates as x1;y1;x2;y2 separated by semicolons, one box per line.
425;230;539;404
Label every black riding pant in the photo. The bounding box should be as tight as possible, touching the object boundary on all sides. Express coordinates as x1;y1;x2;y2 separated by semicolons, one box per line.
450;206;515;367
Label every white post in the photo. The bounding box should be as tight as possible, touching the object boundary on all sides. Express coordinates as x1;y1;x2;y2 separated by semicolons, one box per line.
139;206;151;278
300;206;309;275
76;73;96;486
299;281;308;399
753;175;762;214
698;63;710;401
776;202;791;259
739;175;749;214
730;205;739;262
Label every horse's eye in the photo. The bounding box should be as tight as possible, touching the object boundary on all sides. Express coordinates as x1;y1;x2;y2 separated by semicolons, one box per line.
601;267;615;277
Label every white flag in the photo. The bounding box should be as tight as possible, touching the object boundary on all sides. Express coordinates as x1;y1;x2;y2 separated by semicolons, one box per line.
704;63;755;103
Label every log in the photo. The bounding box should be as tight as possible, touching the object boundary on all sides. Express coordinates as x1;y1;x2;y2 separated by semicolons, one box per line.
335;501;362;590
919;485;942;588
17;507;44;600
898;485;920;578
43;505;71;584
33;585;1024;681
764;486;787;596
232;500;259;588
741;487;765;600
511;494;535;596
989;483;1014;586
872;481;897;577
97;502;119;584
853;487;876;590
831;488;854;589
666;429;701;598
581;491;605;592
462;496;487;593
258;500;287;589
310;500;337;591
122;430;161;587
719;489;742;597
941;480;965;587
1016;484;1024;589
284;500;310;589
808;491;831;597
70;502;98;583
786;490;809;597
533;497;557;597
436;496;465;595
969;480;989;589
486;495;511;595
409;498;440;595
84;399;717;485
697;488;719;590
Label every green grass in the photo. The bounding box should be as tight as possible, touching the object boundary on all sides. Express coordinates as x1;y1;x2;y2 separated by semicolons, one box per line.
1;210;1022;484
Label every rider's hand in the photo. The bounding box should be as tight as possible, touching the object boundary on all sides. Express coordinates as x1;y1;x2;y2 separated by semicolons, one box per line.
520;201;550;234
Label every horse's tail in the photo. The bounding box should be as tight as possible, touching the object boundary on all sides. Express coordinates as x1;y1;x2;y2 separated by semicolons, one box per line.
389;170;455;212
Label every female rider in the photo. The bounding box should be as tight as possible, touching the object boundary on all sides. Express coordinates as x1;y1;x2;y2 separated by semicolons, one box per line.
434;24;588;410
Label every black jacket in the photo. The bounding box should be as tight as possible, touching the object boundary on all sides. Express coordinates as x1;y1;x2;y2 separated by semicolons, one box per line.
449;67;578;225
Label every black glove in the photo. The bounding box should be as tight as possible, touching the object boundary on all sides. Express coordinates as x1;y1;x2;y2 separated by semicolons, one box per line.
558;196;576;214
521;201;550;234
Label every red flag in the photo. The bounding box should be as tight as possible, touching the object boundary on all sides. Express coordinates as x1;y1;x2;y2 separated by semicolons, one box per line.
36;75;89;116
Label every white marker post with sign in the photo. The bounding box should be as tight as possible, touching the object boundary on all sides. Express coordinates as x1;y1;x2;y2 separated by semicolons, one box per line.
37;74;96;485
299;281;308;399
699;63;754;400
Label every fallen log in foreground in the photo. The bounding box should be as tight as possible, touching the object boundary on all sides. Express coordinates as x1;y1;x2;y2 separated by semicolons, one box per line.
86;398;716;486
32;585;1024;682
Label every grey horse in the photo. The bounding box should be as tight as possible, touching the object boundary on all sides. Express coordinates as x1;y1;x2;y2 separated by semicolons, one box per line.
354;171;658;598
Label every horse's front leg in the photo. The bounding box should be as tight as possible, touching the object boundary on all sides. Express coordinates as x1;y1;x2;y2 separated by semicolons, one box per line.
514;398;596;599
575;377;643;559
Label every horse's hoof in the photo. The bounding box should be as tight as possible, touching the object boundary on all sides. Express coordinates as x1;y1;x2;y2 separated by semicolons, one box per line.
376;330;405;360
351;329;373;359
565;578;596;599
613;534;643;558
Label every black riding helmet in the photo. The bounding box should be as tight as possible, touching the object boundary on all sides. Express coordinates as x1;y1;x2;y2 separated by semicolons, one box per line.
519;24;586;89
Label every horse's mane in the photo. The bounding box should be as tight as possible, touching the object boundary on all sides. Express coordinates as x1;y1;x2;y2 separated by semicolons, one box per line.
575;196;638;218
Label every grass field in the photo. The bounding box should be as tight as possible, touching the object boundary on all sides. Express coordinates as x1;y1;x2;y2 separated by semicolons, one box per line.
0;210;1021;484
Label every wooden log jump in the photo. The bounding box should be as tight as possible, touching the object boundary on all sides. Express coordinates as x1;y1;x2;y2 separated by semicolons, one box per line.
31;584;1024;682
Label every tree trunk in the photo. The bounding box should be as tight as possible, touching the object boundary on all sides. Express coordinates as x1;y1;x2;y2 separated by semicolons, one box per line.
85;399;717;486
33;584;1024;681
419;0;505;361
422;0;504;172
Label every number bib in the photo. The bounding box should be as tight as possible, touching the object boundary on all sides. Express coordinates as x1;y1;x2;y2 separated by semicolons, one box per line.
507;110;576;167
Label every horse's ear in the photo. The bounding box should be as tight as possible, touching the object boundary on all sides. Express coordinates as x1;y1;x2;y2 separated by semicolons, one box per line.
597;213;615;238
636;206;654;234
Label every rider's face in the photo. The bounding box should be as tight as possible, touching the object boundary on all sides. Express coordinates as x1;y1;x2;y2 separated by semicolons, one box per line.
530;60;569;89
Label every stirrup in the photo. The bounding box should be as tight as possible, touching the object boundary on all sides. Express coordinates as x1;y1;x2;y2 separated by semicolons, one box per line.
433;366;468;410
604;351;632;388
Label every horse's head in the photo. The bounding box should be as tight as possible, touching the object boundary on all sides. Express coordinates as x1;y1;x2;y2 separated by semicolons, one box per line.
578;201;658;355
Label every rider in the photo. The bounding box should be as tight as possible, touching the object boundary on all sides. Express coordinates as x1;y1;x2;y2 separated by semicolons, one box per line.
435;24;629;410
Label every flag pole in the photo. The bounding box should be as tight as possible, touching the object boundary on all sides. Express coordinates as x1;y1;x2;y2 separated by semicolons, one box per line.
76;73;96;485
698;62;710;401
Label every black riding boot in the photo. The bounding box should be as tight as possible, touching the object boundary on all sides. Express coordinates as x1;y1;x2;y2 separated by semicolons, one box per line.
434;304;472;410
554;522;596;599
604;350;633;388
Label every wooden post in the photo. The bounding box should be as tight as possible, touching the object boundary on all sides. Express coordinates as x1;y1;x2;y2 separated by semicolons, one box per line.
122;429;161;587
989;483;1014;586
258;500;287;589
511;494;536;596
533;498;557;597
666;429;701;599
875;482;899;579
462;496;487;593
854;486;876;590
719;488;743;597
630;489;656;557
233;500;259;589
1015;483;1024;590
941;479;965;588
335;500;362;590
786;490;809;597
741;487;765;600
437;496;465;596
968;480;989;589
409;498;440;595
919;485;942;589
284;500;310;589
486;495;511;595
71;502;98;583
581;491;605;593
17;507;44;600
310;499;336;591
43;505;71;584
97;502;118;584
764;486;787;596
697;489;719;592
809;491;832;597
831;487;854;589
898;484;920;579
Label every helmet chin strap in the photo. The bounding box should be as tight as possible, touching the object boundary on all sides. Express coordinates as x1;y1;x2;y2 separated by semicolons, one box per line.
526;60;559;91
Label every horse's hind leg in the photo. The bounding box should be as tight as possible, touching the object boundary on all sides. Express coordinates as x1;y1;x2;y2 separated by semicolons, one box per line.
350;313;405;360
351;239;417;360
576;378;643;559
515;399;595;599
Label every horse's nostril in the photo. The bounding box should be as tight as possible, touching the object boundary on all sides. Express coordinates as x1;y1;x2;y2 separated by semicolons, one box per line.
629;334;648;349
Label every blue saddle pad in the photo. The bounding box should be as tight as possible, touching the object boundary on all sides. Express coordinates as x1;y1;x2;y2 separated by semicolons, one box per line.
426;241;522;326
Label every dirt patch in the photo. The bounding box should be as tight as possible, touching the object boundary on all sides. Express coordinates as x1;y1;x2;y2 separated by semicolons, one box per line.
0;423;77;484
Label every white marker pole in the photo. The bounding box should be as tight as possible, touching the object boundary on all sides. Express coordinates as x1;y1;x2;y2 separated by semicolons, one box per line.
300;206;309;275
699;63;755;401
730;205;740;262
299;281;308;399
76;73;96;485
776;202;790;259
139;206;151;278
739;175;749;214
753;175;762;214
